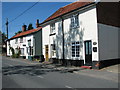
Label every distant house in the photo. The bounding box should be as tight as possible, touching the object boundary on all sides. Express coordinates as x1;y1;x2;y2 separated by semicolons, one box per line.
40;1;120;69
7;20;42;60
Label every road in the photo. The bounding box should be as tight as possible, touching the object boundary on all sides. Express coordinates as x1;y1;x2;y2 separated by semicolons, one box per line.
2;56;119;88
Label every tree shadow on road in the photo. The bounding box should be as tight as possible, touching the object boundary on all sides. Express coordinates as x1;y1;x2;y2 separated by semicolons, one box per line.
2;64;58;76
2;64;84;76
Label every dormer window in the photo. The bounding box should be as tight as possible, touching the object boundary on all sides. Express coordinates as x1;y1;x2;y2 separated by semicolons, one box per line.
50;23;55;34
70;14;79;28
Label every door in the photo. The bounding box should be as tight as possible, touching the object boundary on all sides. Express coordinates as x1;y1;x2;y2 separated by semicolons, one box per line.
84;40;92;65
45;45;49;61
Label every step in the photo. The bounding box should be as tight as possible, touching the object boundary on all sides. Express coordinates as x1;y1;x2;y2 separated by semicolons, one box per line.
81;66;92;69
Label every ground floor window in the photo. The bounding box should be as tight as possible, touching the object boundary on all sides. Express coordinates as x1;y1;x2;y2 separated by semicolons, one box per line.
51;44;56;56
27;46;33;55
72;41;80;57
20;48;24;55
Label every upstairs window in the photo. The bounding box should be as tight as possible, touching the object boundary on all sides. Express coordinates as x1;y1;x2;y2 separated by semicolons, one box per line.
20;37;23;43
70;14;79;28
28;39;31;46
50;23;55;34
15;38;18;44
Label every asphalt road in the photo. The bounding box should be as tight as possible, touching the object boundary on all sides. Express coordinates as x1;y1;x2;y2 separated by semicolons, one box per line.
2;56;119;88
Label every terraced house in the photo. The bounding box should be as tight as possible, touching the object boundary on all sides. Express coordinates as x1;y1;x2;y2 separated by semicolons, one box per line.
7;20;42;60
40;1;120;69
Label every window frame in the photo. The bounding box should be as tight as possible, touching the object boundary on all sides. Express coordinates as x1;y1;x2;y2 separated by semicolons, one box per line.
70;14;79;29
72;41;80;58
20;37;23;43
15;38;18;44
50;23;55;34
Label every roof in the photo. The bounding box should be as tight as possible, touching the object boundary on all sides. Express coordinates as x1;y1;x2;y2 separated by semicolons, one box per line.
9;26;42;40
42;1;93;24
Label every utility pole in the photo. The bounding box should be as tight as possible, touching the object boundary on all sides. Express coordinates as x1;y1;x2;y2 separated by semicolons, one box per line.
5;18;8;56
6;18;8;39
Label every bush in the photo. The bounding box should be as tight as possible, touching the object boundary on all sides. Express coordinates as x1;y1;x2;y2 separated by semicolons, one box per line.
10;47;21;58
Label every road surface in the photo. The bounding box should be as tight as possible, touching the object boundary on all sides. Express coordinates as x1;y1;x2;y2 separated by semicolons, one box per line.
2;56;119;88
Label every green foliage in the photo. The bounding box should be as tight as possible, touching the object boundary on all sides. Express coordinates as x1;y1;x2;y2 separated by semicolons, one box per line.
10;47;21;58
10;47;15;55
0;31;7;43
28;23;34;30
15;31;22;35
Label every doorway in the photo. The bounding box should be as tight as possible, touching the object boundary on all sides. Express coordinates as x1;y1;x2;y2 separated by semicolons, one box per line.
45;45;49;61
84;40;92;65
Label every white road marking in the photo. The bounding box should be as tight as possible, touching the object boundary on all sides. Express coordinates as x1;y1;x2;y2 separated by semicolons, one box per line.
65;85;72;88
37;76;44;78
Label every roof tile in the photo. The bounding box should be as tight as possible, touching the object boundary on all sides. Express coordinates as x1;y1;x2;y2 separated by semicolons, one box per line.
10;26;42;40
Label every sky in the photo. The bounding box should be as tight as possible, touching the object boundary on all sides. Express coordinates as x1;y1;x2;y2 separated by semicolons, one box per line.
2;1;73;39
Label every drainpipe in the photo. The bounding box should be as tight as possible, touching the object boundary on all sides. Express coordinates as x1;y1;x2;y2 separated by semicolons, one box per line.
61;17;65;65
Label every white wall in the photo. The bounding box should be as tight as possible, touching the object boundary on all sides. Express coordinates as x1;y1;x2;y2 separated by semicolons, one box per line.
56;21;63;59
25;35;34;59
98;23;120;60
7;35;34;59
42;6;99;63
42;25;50;59
63;6;99;62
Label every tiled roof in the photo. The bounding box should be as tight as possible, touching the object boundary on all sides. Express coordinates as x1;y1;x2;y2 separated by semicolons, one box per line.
42;1;93;23
9;26;42;40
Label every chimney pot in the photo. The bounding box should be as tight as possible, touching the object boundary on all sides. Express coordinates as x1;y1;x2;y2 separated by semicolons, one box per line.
36;19;39;28
22;25;27;32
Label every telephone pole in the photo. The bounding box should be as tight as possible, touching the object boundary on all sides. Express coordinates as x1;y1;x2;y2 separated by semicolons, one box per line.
6;18;8;39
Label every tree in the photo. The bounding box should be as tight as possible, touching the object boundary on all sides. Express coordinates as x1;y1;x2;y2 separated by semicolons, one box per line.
0;31;7;43
28;23;34;30
15;31;22;35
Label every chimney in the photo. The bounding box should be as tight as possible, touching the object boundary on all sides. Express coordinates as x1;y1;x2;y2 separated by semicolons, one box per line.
22;25;27;32
36;19;39;28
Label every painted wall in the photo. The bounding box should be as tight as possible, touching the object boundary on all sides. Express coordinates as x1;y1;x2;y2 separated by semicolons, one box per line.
25;35;34;59
7;34;34;59
56;21;63;59
42;5;99;63
98;23;120;60
63;6;99;62
42;25;50;59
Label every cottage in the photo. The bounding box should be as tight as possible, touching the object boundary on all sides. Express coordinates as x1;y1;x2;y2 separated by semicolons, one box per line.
40;1;119;69
7;20;43;60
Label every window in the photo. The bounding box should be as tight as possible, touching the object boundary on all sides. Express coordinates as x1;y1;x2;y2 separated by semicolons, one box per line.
28;40;31;46
20;48;24;55
58;21;62;31
15;38;18;44
70;14;79;28
51;44;56;56
50;23;55;34
72;41;80;57
20;37;23;43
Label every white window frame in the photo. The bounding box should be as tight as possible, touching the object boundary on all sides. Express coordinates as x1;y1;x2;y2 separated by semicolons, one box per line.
50;23;55;34
72;41;80;58
15;38;18;44
70;14;79;29
20;48;24;55
20;37;23;43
